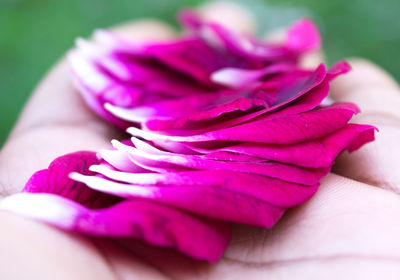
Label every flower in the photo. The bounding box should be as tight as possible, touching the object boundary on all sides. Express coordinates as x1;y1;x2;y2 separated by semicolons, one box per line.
0;152;231;262
0;11;375;262
72;121;375;228
67;10;322;129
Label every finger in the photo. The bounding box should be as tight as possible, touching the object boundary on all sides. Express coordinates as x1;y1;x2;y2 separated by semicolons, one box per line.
0;211;116;280
110;19;177;41
330;59;400;117
197;1;256;33
299;48;325;69
0;20;176;196
222;174;400;277
330;58;400;192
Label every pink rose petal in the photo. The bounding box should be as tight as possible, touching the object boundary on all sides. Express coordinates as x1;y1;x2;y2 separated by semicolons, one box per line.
24;151;119;208
86;165;319;208
127;103;360;144
109;138;329;185
0;193;230;262
1;151;232;262
71;172;289;227
181;124;376;168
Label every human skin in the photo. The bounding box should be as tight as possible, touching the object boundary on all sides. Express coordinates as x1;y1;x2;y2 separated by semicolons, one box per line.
1;3;400;279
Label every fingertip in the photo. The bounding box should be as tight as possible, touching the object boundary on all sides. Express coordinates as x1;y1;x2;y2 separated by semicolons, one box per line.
349;58;397;84
299;50;325;69
110;19;177;41
331;58;399;99
329;58;400;191
198;1;256;33
329;58;400;117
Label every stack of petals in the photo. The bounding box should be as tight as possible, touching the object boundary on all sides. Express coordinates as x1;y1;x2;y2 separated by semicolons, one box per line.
0;11;376;262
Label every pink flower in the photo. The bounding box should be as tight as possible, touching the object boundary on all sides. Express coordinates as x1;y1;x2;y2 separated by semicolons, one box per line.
68;10;322;129
0;152;231;262
72;121;375;228
0;11;376;262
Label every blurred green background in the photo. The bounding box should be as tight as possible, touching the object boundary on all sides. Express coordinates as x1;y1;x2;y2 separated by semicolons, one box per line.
1;0;399;145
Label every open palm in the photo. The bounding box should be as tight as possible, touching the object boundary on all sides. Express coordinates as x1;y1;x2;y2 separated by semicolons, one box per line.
1;3;400;279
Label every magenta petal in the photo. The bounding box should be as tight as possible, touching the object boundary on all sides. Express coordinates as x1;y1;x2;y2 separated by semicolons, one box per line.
106;93;229;124
0;193;231;262
180;10;320;61
69;51;133;129
141;64;327;132
97;53;163;83
322;124;376;156
72;173;288;227
128;63;346;134
127;154;327;186
128;103;359;144
286;18;321;53
211;63;296;88
97;53;213;98
13;151;232;262
87;165;319;208
112;139;328;185
99;148;148;173
142;96;262;131
266;64;326;108
145;38;247;84
326;60;351;82
24;151;119;208
131;65;332;133
262;62;350;120
183;124;375;168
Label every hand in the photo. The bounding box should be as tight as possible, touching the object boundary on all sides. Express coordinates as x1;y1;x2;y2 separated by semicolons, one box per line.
1;3;400;279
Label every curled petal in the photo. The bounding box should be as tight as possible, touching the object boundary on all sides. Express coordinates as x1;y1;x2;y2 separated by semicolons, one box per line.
286;18;321;53
24;151;119;209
